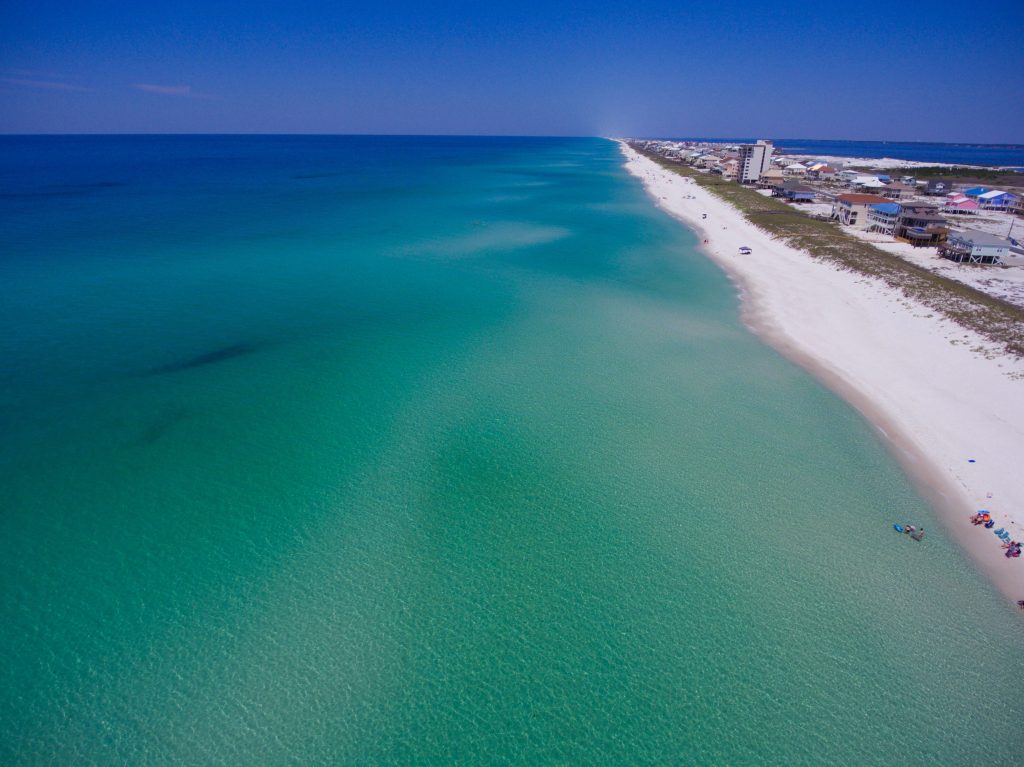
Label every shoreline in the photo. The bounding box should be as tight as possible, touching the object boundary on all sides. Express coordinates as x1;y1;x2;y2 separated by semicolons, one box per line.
616;140;1024;606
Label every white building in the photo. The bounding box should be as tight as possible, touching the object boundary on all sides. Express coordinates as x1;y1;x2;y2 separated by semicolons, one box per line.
940;229;1012;264
737;140;774;184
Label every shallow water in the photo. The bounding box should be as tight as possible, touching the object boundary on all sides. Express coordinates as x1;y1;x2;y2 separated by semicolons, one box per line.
1;136;1021;766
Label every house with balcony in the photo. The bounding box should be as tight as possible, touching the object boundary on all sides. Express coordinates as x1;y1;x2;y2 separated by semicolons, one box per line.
924;179;954;196
881;181;915;200
774;180;817;202
895;208;948;247
711;157;739;179
940;229;1012;264
977;190;1017;210
806;164;837;181
831;193;891;229
757;167;785;189
942;194;979;216
866;203;902;234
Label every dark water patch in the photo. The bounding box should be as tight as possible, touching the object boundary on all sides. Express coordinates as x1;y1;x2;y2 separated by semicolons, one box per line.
134;406;193;446
0;180;128;200
147;343;257;375
72;181;127;190
291;172;347;180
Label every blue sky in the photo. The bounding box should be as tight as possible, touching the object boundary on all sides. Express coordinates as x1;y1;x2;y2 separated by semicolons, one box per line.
2;0;1022;141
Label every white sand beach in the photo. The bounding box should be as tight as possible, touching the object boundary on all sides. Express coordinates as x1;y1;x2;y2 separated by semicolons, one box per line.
619;141;1024;604
783;154;991;171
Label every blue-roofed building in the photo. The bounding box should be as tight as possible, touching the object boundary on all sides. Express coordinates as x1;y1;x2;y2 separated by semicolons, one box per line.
964;186;990;198
867;202;902;234
977;190;1017;210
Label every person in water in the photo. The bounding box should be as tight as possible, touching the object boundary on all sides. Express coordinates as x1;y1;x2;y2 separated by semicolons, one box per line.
911;528;925;541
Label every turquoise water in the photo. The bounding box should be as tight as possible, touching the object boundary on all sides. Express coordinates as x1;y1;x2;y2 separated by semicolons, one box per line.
1;136;1021;765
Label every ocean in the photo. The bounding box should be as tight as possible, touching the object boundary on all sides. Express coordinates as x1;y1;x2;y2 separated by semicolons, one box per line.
1;136;1021;766
665;137;1024;168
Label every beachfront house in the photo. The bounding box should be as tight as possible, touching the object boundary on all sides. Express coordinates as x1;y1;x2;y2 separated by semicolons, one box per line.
942;194;979;215
867;203;901;235
977;190;1017;210
783;163;808;177
807;164;837;181
774;180;817;202
964;186;989;199
851;175;885;191
757;167;785;189
896;207;948;246
881;181;915;200
940;229;1012;264
924;179;954;196
831;193;891;229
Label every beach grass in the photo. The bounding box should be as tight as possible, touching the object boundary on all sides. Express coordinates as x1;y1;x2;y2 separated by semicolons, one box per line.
635;148;1024;357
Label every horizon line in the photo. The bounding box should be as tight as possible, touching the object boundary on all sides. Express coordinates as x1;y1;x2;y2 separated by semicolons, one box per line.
1;132;1023;147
